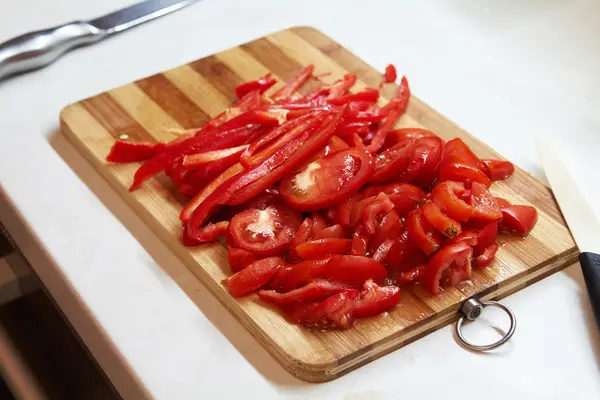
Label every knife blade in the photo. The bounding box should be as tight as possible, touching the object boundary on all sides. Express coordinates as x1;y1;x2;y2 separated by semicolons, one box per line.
0;0;199;80
537;137;600;329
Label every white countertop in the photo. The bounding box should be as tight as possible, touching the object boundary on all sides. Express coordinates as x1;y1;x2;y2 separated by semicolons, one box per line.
1;0;600;399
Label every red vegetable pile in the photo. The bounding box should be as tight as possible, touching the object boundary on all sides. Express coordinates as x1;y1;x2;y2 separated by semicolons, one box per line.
107;64;539;330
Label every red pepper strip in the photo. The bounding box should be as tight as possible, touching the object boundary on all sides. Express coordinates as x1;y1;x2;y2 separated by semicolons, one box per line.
178;183;200;197
241;112;325;167
340;123;370;138
204;90;263;130
181;221;228;245
383;64;397;83
327;74;358;99
313;224;346;240
182;145;248;167
180;163;244;223
130;120;264;191
226;107;347;206
106;140;165;163
186;150;245;191
165;160;192;186
272;65;315;101
228;247;258;273
235;73;278;99
352;111;385;124
225;257;286;297
258;279;352;305
327;88;380;106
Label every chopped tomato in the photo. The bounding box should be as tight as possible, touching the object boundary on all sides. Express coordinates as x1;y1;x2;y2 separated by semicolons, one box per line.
406;208;442;256
500;205;538;236
369;139;416;183
407;136;444;188
228;247;258;273
295;238;352;260
372;239;396;263
470;182;502;220
382;231;416;270
439;163;492;188
394;264;426;286
258;279;351;305
225;257;286;297
446;231;478;247
474;243;499;268
362;193;395;235
370;210;402;252
474;221;498;255
384;184;426;217
423;242;473;295
441;138;483;170
311;212;328;237
421;200;462;238
313;289;359;329
495;197;512;209
314;224;346;239
334;192;363;228
382;128;436;151
288;218;313;263
351;229;369;257
226;205;302;256
280;148;373;212
431;181;473;222
383;64;397;83
353;280;401;319
483;159;515;181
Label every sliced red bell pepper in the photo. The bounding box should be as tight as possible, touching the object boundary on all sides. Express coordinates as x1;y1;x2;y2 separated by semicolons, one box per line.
181;221;229;245
288;217;313;263
327;74;357;99
327;88;380;106
353;279;401;318
186;149;245;190
272;65;315;101
182;145;248;168
106;140;165;163
235;73;278;99
314;224;346;240
225;256;286;297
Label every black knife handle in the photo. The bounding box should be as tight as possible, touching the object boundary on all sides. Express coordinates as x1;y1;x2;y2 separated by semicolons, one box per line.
580;252;600;330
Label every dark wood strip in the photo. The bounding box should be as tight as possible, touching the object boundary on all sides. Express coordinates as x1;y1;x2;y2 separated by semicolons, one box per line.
0;224;14;258
189;55;242;101
81;93;154;143
136;74;210;130
241;38;322;95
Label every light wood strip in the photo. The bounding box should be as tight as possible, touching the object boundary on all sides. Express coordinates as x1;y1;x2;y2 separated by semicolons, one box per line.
189;55;243;101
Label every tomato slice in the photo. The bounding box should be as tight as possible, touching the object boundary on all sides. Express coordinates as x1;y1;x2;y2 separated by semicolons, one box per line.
228;247;258;273
313;289;359;329
446;231;478;247
439;163;492;188
441;138;483;170
362;193;395;235
393;264;426;287
181;221;229;245
225;257;286;297
382;128;436;150
470;182;502;220
406;208;442;256
334;192;363;228
305;135;349;165
483;159;515;181
423;242;473;295
474;221;498;255
314;224;346;240
295;238;352;260
495;197;512;209
431;181;473;222
258;279;351;305
311;212;328;237
369;139;416;183
421;200;462;238
287;217;313;263
365;183;425;217
353;279;401;319
474;243;499;268
280;148;373;211
226;205;302;257
372;239;396;263
407;136;444;188
350;229;369;257
382;231;416;270
370;210;402;252
500;205;538;236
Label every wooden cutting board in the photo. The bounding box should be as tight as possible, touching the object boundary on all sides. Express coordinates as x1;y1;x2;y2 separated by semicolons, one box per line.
60;27;578;382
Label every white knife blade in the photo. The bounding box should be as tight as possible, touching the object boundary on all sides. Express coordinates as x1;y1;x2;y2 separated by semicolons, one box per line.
537;137;600;253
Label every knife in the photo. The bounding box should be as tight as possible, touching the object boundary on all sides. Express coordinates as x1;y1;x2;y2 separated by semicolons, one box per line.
0;0;198;80
537;138;600;330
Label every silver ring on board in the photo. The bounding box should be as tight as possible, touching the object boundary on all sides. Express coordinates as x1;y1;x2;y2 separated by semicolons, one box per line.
455;298;516;351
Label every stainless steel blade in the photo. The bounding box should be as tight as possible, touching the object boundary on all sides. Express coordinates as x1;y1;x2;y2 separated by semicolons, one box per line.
537;138;600;253
89;0;198;34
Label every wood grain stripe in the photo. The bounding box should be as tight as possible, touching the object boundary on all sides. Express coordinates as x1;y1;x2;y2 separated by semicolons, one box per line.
189;55;243;101
80;94;154;143
163;65;232;118
136;74;210;129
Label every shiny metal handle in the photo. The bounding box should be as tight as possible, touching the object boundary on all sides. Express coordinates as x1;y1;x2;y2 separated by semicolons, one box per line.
0;21;106;80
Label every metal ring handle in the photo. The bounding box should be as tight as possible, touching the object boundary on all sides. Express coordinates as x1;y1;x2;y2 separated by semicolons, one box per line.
455;299;516;351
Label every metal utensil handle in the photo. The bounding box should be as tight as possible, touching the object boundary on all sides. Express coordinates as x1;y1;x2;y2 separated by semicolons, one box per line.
455;298;516;351
0;21;105;80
